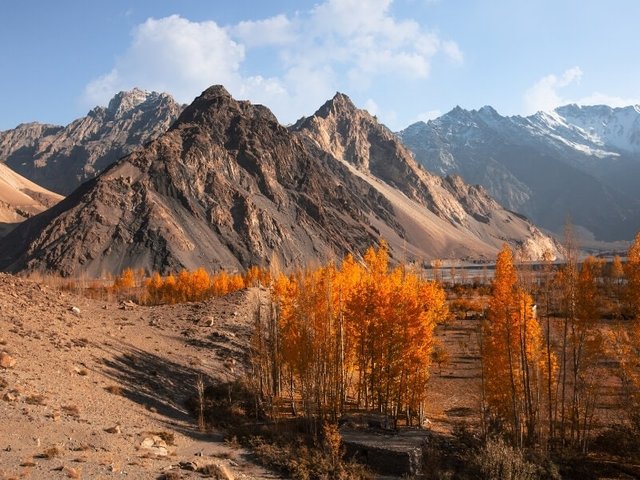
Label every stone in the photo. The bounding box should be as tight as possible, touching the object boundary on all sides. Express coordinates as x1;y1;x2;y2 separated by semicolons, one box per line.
3;391;17;402
179;461;198;471
0;352;16;369
139;436;168;457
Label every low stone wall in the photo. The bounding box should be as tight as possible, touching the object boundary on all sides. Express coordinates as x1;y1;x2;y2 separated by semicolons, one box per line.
340;427;427;476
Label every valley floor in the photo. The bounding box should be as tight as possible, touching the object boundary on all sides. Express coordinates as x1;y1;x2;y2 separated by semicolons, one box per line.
0;274;281;479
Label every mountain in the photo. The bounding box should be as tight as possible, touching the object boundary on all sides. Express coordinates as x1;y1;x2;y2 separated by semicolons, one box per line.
398;104;640;241
0;87;558;277
0;88;183;195
292;94;557;261
0;164;63;237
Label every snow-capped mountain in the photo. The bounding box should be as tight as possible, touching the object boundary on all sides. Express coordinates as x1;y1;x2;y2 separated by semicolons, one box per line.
398;104;640;241
554;104;640;154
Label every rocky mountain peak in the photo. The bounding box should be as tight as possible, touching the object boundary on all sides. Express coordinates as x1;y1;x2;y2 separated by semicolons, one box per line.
173;85;279;133
0;86;561;276
0;89;183;194
312;92;359;120
292;94;559;259
478;105;501;120
106;88;154;119
398;102;640;240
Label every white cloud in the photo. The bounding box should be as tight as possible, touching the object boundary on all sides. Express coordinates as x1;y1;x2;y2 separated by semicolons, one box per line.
83;1;462;126
231;14;294;47
83;15;263;106
524;67;639;114
442;40;464;64
303;0;461;84
523;67;583;114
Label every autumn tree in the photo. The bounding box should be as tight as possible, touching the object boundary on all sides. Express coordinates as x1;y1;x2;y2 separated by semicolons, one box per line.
626;233;640;319
554;221;579;445
112;267;136;290
483;244;552;446
618;233;640;422
568;256;603;451
262;243;448;428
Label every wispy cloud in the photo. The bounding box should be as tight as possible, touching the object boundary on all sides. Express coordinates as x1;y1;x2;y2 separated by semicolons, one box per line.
524;67;639;113
523;67;583;114
83;0;462;125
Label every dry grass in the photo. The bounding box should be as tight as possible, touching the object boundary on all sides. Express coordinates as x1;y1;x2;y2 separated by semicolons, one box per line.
40;445;64;459
61;404;80;417
104;385;124;396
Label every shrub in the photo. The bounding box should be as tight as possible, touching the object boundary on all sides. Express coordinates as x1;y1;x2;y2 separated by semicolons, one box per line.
474;438;539;480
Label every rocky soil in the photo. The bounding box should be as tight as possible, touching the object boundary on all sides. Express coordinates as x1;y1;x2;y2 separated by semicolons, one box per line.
0;273;281;480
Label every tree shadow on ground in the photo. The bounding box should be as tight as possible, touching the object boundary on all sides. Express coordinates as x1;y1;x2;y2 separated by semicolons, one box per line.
98;341;208;429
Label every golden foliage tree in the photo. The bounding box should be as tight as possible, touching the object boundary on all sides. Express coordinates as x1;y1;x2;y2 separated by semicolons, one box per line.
618;233;640;420
261;242;448;427
483;244;552;446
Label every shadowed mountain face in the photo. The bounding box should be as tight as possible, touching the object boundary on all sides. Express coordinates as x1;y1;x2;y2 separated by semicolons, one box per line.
0;89;183;195
0;87;558;277
398;105;640;241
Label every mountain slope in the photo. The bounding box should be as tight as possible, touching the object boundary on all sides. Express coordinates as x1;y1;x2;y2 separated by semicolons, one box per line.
0;87;558;277
398;105;640;241
0;89;183;194
292;93;558;261
0;87;387;276
0;164;62;237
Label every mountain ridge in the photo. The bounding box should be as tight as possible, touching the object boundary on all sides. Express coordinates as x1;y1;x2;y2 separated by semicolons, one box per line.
398;103;640;240
0;89;183;195
0;86;559;276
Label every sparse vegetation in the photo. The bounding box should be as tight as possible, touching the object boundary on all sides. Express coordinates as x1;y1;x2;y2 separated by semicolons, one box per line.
6;232;640;478
473;438;543;480
40;445;64;459
249;434;373;480
104;385;124;396
61;404;81;417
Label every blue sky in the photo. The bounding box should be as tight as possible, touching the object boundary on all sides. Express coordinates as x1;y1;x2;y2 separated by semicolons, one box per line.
1;0;639;131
